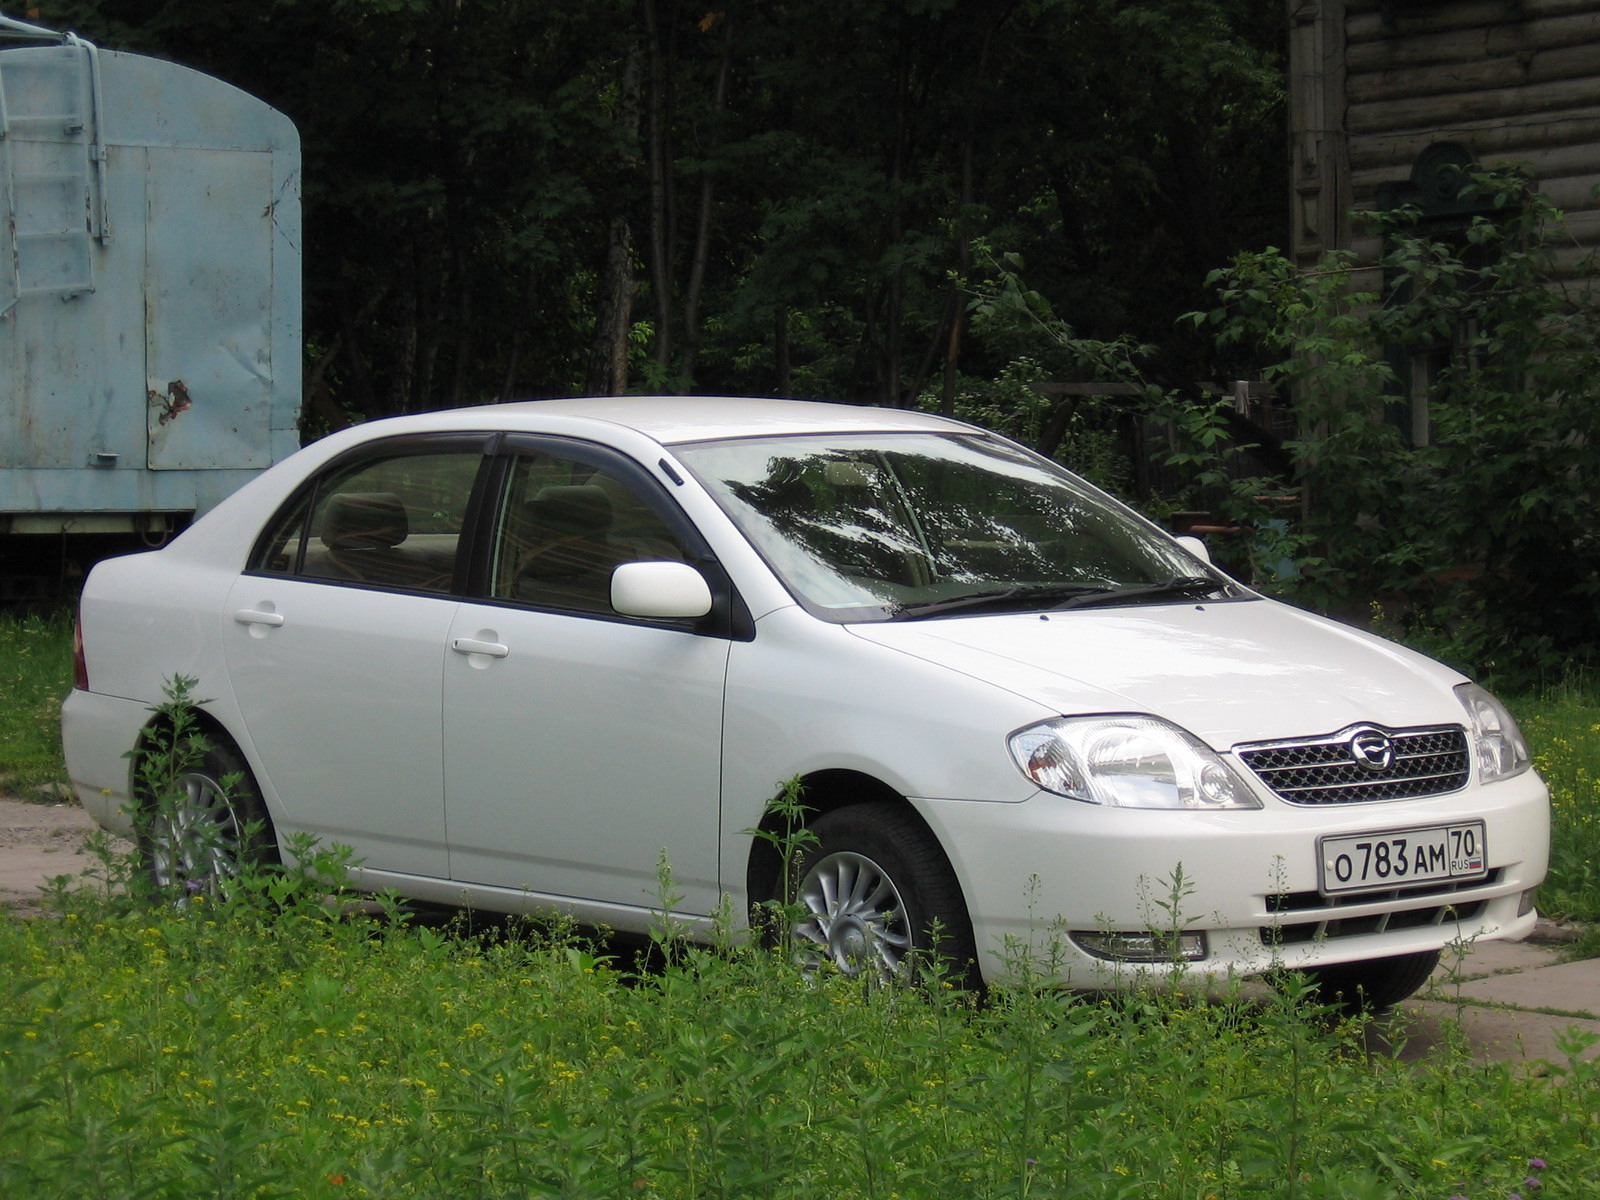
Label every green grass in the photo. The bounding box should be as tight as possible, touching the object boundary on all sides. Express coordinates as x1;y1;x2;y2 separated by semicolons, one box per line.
1;857;1596;1200
0;609;74;798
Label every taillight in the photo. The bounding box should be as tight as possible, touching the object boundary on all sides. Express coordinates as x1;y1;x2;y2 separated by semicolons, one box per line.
72;618;89;691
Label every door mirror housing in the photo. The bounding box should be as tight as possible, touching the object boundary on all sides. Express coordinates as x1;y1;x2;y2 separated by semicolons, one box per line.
611;560;714;619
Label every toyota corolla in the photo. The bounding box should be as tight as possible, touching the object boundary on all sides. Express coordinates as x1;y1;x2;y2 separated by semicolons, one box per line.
61;396;1550;1006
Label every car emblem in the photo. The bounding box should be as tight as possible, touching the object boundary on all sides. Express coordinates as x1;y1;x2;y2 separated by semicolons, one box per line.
1349;728;1395;772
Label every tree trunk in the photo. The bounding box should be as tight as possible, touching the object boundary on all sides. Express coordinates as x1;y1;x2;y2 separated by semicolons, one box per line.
586;44;645;396
674;10;734;390
643;0;676;374
774;305;791;395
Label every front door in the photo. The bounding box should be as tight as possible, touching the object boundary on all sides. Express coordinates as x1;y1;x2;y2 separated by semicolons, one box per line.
441;442;730;919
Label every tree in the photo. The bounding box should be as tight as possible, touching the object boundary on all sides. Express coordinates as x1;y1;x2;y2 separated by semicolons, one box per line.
34;0;1286;422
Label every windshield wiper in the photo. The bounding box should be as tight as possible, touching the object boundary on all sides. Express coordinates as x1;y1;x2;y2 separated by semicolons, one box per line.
1049;575;1225;611
889;583;1112;620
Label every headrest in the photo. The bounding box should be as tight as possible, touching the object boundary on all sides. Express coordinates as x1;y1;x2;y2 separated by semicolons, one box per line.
320;491;409;550
525;485;612;536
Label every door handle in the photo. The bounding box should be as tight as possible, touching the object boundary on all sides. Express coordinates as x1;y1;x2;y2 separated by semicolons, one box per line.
234;609;285;627
451;637;509;658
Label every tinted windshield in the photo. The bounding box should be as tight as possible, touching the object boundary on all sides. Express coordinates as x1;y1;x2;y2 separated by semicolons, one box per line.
676;431;1236;622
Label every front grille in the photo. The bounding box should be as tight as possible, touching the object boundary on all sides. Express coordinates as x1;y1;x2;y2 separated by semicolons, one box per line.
1236;724;1469;805
1259;871;1501;945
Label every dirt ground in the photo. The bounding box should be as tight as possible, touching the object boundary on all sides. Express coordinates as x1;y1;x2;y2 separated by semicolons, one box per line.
0;795;128;911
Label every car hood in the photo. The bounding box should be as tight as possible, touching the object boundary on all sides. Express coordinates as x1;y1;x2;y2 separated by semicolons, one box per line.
845;598;1470;749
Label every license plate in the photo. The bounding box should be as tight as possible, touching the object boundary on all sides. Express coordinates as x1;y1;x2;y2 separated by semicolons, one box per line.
1318;822;1487;895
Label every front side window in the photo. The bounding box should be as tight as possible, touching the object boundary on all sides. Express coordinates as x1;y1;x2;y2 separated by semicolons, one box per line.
252;448;482;593
487;450;688;613
676;431;1235;622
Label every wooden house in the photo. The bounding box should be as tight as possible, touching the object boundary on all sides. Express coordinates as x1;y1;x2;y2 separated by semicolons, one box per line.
1288;0;1600;440
1286;0;1600;273
1290;0;1600;274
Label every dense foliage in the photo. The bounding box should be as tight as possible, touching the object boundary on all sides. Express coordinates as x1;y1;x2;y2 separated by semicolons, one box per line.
30;0;1285;418
1185;173;1600;686
2;851;1597;1199
18;2;1600;673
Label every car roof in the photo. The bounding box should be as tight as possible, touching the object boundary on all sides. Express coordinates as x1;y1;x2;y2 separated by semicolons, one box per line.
392;396;976;445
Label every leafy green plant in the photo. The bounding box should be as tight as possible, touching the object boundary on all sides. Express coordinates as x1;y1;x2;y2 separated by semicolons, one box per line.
6;857;1600;1200
1190;171;1600;686
743;776;818;956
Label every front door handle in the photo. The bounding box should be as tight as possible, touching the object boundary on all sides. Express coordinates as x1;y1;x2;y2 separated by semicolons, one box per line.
451;637;509;659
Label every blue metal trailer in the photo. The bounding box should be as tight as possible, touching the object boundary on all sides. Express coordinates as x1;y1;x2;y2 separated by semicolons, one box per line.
1;14;300;596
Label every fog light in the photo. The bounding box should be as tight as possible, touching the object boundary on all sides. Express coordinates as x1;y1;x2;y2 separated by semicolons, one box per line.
1072;930;1208;963
1518;888;1539;918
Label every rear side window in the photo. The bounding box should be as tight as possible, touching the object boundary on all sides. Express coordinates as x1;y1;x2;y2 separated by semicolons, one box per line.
252;449;483;594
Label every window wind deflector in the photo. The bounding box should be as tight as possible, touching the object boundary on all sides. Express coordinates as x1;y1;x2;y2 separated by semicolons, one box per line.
889;583;1112;620
1049;575;1226;611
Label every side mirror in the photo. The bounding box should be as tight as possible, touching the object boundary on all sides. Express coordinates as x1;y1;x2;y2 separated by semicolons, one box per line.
1176;535;1212;564
611;560;713;619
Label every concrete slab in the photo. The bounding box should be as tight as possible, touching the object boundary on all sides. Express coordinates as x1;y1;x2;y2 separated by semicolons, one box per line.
1430;937;1563;981
1448;958;1600;1019
1375;1000;1600;1070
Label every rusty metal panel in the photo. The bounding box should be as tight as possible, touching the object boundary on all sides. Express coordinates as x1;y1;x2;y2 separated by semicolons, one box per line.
0;28;299;518
144;146;276;470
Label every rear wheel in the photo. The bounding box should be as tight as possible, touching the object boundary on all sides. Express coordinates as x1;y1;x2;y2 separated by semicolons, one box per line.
140;734;279;897
789;803;978;986
1300;949;1440;1013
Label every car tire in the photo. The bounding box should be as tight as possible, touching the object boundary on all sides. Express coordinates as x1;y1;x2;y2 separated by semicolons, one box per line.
1300;948;1441;1013
788;803;979;986
140;734;280;896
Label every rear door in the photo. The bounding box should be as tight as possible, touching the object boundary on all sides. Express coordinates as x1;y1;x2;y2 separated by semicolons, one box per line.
223;437;487;877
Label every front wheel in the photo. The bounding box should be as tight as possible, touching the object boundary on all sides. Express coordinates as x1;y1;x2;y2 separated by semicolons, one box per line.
139;734;279;897
1299;949;1441;1013
788;803;978;986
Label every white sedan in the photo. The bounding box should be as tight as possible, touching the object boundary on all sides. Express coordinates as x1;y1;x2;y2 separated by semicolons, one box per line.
62;397;1549;1006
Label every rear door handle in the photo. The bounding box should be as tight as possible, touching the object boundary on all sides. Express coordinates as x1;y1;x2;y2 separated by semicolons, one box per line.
234;609;285;627
451;637;509;659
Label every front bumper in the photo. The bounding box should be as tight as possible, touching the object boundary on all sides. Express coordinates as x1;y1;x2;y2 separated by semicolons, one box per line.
914;768;1550;987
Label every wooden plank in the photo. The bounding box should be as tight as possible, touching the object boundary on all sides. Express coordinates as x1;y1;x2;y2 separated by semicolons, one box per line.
1350;11;1600;67
1351;143;1600;189
1348;0;1597;44
1550;205;1600;240
1350;12;1600;72
1351;41;1600;103
1335;206;1600;270
1349;75;1600;134
1348;108;1600;171
1549;241;1600;274
1531;175;1600;209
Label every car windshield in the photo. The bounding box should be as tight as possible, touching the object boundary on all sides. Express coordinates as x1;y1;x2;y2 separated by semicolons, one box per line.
675;430;1237;622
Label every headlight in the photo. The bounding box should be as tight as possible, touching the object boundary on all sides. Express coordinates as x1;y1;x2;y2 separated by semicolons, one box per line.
1455;683;1531;783
1008;715;1262;809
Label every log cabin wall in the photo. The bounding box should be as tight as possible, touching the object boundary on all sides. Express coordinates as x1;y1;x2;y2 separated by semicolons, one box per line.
1288;0;1600;282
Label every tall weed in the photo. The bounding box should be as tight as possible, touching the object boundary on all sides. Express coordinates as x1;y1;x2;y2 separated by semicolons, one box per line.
3;843;1597;1199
